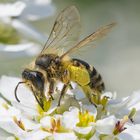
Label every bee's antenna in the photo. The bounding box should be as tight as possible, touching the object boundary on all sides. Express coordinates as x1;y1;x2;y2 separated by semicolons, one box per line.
14;81;26;102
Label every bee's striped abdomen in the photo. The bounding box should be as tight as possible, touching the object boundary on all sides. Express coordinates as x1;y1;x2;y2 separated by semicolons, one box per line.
89;66;105;92
72;58;105;92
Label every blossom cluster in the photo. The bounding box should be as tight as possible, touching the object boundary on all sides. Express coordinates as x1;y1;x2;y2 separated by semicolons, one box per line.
0;76;140;140
0;0;54;55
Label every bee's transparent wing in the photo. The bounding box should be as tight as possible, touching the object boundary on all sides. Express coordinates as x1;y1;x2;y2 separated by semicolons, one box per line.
41;6;81;54
61;22;116;59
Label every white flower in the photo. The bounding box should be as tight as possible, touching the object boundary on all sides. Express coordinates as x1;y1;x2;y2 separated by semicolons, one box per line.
0;0;55;54
0;1;25;17
0;75;140;140
21;0;55;21
107;90;140;123
95;115;117;134
53;132;77;140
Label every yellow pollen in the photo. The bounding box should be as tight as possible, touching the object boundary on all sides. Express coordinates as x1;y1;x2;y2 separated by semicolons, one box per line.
76;110;95;127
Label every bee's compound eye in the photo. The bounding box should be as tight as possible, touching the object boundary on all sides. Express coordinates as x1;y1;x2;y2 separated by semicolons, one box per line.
22;69;31;79
55;57;60;64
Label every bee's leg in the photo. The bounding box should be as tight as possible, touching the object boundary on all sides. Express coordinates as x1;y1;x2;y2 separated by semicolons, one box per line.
48;79;55;100
57;84;68;106
58;70;70;106
69;83;73;90
29;85;44;110
81;85;98;105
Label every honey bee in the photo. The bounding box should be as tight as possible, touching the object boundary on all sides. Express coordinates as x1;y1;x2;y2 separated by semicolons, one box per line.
14;6;116;111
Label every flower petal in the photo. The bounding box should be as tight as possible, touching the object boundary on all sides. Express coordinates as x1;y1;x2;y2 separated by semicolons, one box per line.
118;124;140;140
0;117;25;135
0;1;26;17
18;129;51;140
0;76;36;105
53;132;77;140
96;115;117;134
62;107;79;129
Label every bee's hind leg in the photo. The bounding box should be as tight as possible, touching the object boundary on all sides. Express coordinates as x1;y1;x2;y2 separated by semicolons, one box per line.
81;85;99;106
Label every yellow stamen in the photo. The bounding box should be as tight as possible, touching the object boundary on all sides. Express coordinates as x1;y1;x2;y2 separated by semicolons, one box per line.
76;110;95;127
113;116;128;135
37;99;51;115
2;103;9;110
13;116;25;130
42;117;70;133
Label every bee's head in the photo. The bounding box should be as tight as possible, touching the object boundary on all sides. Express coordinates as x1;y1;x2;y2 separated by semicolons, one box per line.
22;69;45;91
35;54;61;70
15;69;46;111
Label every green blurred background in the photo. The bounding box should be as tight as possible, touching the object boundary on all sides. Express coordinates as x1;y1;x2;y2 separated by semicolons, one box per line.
0;0;140;97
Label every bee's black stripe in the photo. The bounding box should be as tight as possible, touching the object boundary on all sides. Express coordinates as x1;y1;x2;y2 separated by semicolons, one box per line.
89;67;105;92
71;58;105;92
72;58;90;69
93;74;102;83
90;67;97;77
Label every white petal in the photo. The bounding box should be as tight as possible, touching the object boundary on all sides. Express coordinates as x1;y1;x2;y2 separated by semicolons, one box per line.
82;104;97;117
40;116;52;128
18;129;51;140
50;93;80;114
0;105;21;118
0;43;39;53
0;76;36;106
118;124;140;140
53;132;77;140
0;128;12;140
7;106;21;117
101;91;116;99
21;0;55;20
107;96;130;115
0;76;20;101
11;20;47;44
6;136;16;140
90;134;99;140
96;115;117;134
133;109;140;123
0;1;26;17
12;102;38;117
127;90;140;108
62;107;79;129
73;86;86;100
0;117;25;135
74;126;94;135
21;118;41;130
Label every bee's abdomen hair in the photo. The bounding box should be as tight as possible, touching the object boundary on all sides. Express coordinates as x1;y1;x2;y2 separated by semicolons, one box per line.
89;66;105;92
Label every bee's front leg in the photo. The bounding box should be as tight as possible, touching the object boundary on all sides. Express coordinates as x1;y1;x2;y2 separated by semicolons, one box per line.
57;84;69;106
58;70;70;106
48;79;55;100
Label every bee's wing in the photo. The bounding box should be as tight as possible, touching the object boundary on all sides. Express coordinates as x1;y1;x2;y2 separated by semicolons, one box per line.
60;22;116;59
40;6;81;55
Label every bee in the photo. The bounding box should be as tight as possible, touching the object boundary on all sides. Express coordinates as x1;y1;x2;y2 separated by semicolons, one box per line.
14;6;116;111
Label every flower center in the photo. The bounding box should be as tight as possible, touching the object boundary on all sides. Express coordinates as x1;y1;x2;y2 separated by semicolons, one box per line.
76;110;95;127
113;116;128;135
42;118;70;133
13;116;25;130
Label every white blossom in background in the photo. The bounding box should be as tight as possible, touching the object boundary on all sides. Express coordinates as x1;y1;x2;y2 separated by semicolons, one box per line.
0;0;55;54
0;75;140;140
0;1;26;18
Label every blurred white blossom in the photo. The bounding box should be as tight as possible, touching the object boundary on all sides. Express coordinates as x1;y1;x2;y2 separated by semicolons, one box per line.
0;1;26;18
0;0;55;54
